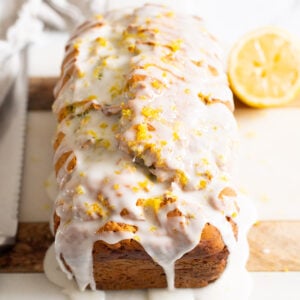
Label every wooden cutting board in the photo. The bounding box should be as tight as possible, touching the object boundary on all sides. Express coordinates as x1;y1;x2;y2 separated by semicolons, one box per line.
1;77;299;273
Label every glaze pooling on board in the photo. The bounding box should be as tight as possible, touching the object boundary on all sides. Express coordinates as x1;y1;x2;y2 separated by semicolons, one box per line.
52;4;246;291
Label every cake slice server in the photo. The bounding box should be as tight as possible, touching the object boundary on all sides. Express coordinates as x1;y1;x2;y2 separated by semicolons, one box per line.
0;51;27;251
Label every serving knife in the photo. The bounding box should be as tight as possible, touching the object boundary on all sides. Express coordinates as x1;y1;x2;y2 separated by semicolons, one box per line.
0;50;27;251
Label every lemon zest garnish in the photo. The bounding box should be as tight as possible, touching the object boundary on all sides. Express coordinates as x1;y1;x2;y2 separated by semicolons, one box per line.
220;175;228;182
95;37;107;47
73;39;82;50
132;186;140;193
198;180;207;189
149;225;157;232
99;122;108;129
139;95;148;100
141;106;162;119
165;11;175;18
102;59;107;66
133;235;141;242
94;14;103;20
76;185;85;195
175;170;188;186
122;108;132;118
168;39;182;52
143;196;163;213
101;139;111;149
78;70;86;78
81;115;91;126
138;180;150;191
195;130;202;136
201;158;209;165
111;123;119;132
93;65;103;80
135;123;152;141
113;184;120;190
85;202;104;217
231;212;238;218
87;130;98;139
151;79;164;89
110;85;122;97
87;95;97;100
173;132;180;141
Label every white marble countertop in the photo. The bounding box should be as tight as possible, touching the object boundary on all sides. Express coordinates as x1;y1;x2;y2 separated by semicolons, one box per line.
1;0;300;299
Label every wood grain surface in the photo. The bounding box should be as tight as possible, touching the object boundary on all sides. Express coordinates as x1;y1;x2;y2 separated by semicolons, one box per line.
1;78;298;273
1;221;299;273
247;221;300;271
28;77;56;110
0;223;53;273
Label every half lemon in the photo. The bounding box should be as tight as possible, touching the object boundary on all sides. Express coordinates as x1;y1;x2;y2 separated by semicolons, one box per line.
228;27;300;108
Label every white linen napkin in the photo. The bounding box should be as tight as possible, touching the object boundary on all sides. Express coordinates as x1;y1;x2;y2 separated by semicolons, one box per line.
0;0;106;106
0;0;43;106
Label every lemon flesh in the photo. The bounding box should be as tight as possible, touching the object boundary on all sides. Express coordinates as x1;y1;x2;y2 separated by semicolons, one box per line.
228;27;300;108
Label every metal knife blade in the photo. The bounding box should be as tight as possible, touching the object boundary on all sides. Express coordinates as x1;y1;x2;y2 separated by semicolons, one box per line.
0;50;27;250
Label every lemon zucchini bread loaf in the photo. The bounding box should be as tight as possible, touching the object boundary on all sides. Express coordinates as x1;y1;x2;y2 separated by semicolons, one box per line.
52;4;243;291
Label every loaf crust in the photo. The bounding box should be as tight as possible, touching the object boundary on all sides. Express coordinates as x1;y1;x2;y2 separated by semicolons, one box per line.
93;224;229;289
54;214;234;289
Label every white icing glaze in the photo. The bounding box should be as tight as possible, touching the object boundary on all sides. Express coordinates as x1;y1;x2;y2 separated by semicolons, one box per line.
51;3;255;292
44;189;256;299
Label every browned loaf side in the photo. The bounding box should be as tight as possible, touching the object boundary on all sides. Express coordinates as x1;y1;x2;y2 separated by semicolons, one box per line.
54;214;236;289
